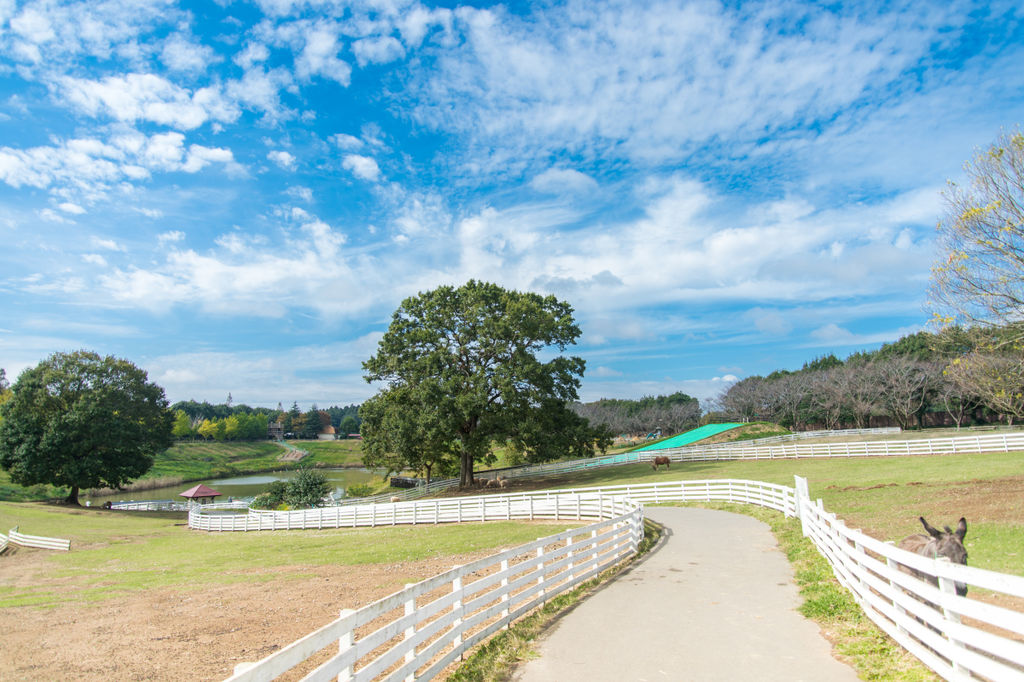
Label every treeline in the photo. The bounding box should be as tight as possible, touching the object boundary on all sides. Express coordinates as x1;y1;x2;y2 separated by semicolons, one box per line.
570;391;701;435
716;328;1024;430
169;399;362;441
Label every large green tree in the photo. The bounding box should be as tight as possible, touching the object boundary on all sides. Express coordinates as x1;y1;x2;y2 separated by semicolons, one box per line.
0;351;173;505
363;281;587;486
359;385;455;484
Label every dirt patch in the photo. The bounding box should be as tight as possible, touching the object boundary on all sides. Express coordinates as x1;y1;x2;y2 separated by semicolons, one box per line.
0;549;497;681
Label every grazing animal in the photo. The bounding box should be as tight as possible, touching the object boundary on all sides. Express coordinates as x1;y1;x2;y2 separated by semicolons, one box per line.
898;517;968;597
486;478;501;488
390;496;401;503
650;456;671;471
499;478;510;489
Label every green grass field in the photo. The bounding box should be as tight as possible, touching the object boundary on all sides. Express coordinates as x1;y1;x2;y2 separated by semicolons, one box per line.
0;439;369;502
0;501;575;608
535;451;1024;576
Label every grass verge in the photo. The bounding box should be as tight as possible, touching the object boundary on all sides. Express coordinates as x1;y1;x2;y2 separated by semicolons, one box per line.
449;518;663;681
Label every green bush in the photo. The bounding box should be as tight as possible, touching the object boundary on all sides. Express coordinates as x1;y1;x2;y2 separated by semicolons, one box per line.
345;483;374;497
285;466;332;508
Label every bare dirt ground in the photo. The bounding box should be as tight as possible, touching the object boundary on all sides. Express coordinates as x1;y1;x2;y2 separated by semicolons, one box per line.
0;548;497;681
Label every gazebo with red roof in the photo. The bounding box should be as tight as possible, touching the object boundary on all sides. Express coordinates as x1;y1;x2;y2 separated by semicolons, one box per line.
179;484;222;505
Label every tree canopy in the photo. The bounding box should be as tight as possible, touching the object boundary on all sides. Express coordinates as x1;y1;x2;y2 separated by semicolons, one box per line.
362;281;592;486
0;351;173;505
930;129;1024;337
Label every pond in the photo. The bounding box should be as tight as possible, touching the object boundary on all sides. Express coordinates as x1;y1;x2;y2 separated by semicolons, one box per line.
82;468;384;505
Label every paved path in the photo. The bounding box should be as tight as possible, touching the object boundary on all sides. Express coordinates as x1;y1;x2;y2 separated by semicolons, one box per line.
512;507;861;682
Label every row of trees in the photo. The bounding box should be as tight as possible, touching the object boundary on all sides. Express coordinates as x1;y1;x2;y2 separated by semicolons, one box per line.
716;329;1024;430
570;391;701;435
172;410;270;441
170;399;361;440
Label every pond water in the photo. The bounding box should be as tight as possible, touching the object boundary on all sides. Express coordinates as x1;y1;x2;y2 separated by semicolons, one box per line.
82;467;383;505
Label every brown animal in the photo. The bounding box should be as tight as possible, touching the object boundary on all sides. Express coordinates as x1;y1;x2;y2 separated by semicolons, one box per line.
897;517;968;596
486;478;501;488
390;496;402;503
650;456;671;471
499;478;510;489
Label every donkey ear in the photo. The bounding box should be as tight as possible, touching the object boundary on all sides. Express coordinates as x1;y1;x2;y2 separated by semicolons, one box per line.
955;517;967;540
919;516;942;538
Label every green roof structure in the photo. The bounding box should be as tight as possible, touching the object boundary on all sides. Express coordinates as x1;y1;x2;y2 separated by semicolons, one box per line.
633;423;744;451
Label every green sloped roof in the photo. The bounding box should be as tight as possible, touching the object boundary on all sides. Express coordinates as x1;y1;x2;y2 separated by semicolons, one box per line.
633;423;744;451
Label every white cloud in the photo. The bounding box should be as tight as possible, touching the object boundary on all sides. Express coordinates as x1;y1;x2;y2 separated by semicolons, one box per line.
330;133;363;150
287;185;313;201
90;236;124;251
295;25;351;85
58;74;239;130
82;253;108;266
342;154;380;181
352;35;404;67
268;150;296;170
158;230;184;244
57;202;86;214
411;3;951;172
530;168;598;194
234;42;270;69
161;34;217;73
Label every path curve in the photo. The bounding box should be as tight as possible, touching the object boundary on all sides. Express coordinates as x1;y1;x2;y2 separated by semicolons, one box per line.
512;507;860;682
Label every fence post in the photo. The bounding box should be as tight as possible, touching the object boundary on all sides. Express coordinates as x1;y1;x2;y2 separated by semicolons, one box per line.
793;476;810;537
937;558;969;676
403;585;416;682
537;542;546;604
452;570;464;660
337;608;355;681
500;557;510;629
566;534;574;582
884;544;909;636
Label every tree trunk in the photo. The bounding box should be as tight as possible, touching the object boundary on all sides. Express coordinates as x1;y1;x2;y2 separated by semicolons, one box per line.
64;486;81;506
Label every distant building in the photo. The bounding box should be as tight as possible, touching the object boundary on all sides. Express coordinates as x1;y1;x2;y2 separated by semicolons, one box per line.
268;420;284;440
318;425;337;441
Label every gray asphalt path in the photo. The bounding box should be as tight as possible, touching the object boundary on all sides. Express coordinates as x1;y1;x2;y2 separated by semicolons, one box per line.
512;507;860;682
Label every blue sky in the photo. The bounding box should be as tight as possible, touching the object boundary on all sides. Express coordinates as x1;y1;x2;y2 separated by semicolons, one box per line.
0;0;1022;409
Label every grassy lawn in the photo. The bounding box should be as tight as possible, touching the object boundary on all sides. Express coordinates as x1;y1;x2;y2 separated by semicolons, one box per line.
0;501;576;608
149;441;287;479
0;440;370;502
530;451;1024;576
297;439;364;466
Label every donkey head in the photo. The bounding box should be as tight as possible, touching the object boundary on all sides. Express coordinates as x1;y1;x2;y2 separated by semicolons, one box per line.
920;516;968;595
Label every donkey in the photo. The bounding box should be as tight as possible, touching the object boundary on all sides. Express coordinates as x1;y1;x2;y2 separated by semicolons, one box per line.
650;456;671;471
897;517;968;597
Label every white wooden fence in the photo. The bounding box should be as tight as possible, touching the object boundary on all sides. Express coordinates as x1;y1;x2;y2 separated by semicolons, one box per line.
793;475;1024;682
225;495;644;682
208;477;1024;681
111;499;250;512
0;530;7;554
645;431;1024;463
6;526;71;551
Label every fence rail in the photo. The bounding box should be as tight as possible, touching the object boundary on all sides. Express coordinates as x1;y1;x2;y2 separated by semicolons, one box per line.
794;476;1024;682
6;526;71;551
0;531;7;554
644;431;1024;463
225;495;644;682
210;476;1024;682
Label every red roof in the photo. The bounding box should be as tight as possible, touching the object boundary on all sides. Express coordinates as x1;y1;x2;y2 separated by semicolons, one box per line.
179;484;222;499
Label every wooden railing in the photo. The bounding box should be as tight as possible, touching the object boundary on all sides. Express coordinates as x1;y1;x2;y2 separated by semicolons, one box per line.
210;477;1024;681
793;476;1024;681
226;494;643;681
6;526;71;551
645;431;1024;463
